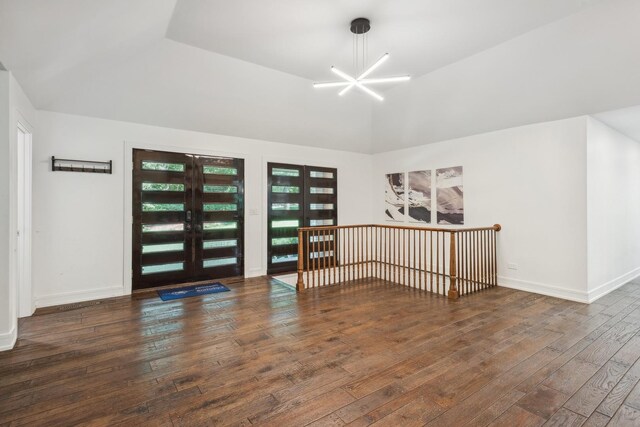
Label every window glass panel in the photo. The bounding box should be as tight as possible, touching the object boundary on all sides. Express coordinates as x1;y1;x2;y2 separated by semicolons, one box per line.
204;203;237;212
203;221;237;230
142;161;185;172
272;254;298;264
309;203;334;210
310;219;334;226
142;203;185;212
203;239;237;249
310;171;334;179
142;243;184;254
272;220;299;228
272;237;298;246
142;223;184;233
310;187;334;194
204;185;238;193
272;185;300;194
272;168;300;177
142;183;185;192
203;257;237;268
142;262;184;275
271;203;299;211
203;166;237;175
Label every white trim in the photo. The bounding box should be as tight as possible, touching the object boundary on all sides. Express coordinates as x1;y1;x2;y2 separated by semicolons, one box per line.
123;140;249;295
587;266;640;303
0;326;17;352
498;276;589;303
35;286;124;308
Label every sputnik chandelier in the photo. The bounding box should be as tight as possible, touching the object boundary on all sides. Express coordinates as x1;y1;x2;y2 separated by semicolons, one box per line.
313;18;410;101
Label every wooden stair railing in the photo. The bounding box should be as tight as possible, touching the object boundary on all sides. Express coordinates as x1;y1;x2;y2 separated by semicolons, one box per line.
295;224;502;299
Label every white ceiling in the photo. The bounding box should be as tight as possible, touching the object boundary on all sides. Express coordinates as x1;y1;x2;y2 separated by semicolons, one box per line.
2;0;640;153
167;0;602;82
595;106;640;144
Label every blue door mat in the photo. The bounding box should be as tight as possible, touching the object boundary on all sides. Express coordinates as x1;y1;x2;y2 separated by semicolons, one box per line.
157;283;230;301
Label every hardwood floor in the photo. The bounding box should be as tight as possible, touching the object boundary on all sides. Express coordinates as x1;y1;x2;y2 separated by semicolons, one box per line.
2;277;640;426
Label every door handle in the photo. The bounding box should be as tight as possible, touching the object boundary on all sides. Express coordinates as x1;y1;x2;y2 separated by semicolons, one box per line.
186;210;192;222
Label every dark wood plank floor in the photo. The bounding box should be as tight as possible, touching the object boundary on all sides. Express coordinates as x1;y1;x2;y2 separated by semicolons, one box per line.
2;277;640;426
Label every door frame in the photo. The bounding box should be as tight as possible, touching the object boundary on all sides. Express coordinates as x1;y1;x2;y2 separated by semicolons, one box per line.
123;141;246;295
10;114;34;318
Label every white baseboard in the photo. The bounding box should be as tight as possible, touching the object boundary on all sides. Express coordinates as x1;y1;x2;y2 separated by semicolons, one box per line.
587;267;640;303
35;286;124;309
0;326;17;352
498;276;589;303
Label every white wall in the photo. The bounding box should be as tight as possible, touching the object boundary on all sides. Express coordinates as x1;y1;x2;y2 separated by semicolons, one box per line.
372;117;590;302
0;71;13;350
0;73;38;350
32;111;373;307
586;117;640;301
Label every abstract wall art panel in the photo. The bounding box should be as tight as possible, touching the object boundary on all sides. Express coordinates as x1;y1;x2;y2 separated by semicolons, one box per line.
407;170;431;223
385;173;405;221
436;166;464;225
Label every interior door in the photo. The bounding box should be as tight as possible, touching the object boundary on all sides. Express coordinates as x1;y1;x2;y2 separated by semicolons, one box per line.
132;149;244;290
267;163;338;274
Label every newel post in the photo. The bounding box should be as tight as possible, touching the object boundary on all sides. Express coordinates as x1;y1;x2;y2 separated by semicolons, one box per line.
448;231;459;300
296;227;305;292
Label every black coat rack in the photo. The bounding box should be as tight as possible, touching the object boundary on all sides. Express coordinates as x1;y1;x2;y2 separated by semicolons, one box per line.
51;156;113;174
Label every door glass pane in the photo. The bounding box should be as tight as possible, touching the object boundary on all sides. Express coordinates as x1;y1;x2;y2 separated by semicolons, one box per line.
310;234;334;242
142;262;184;275
203;166;237;175
310;219;334;226
272;220;299;228
272;185;300;193
272;237;298;246
204;239;237;249
272;168;300;177
310;251;334;259
142;183;185;192
203;257;237;268
204;185;238;193
143;223;184;233
271;203;299;211
309;203;334;210
142;243;184;254
204;203;237;212
310;187;334;194
272;254;298;264
310;171;334;179
142;161;185;172
142;203;185;212
204;221;237;230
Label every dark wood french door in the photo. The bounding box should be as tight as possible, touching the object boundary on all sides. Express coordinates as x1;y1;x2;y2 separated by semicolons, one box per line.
267;163;337;274
133;149;244;290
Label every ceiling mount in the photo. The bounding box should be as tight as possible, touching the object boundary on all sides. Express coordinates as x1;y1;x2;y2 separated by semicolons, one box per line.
350;18;371;35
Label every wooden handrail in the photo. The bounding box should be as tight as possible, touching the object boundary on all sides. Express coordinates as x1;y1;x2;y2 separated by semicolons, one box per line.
297;224;502;233
296;224;501;299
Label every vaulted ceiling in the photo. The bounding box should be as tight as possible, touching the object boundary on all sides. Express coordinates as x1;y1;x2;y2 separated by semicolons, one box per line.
1;0;639;153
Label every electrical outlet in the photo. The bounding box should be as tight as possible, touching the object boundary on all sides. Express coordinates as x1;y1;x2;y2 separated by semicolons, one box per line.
507;263;519;270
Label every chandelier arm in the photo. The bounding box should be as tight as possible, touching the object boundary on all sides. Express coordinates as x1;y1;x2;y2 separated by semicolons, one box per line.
357;53;389;80
313;81;353;88
339;84;355;96
356;83;384;101
331;67;356;82
358;76;411;84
